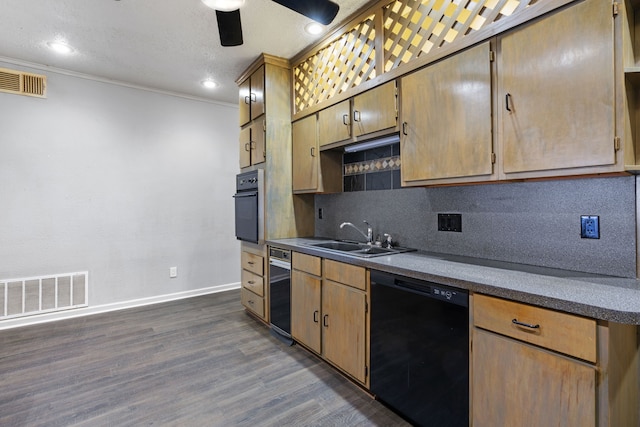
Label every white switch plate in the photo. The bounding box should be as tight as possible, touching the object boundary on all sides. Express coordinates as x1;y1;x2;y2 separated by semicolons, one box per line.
169;266;178;278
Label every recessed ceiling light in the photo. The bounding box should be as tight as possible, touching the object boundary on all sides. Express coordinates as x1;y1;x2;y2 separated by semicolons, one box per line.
202;79;218;89
201;0;245;11
47;41;74;54
305;22;324;35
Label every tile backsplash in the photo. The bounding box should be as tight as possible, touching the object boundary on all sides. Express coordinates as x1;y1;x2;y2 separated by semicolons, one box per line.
343;143;401;191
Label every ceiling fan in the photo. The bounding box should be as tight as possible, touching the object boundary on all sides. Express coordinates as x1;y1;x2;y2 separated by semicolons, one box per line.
202;0;340;46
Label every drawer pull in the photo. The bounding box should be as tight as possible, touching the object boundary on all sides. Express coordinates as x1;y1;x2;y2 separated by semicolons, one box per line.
313;310;319;323
247;261;254;265
323;314;329;327
512;318;540;329
247;280;254;284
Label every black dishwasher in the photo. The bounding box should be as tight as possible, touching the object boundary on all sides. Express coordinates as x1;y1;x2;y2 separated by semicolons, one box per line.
370;270;469;427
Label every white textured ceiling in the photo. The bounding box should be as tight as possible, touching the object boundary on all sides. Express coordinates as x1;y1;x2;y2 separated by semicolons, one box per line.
0;0;371;104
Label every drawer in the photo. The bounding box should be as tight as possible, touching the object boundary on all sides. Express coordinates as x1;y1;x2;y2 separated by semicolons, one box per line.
292;252;321;276
241;251;264;276
241;288;265;318
241;269;264;297
473;294;597;363
324;259;366;291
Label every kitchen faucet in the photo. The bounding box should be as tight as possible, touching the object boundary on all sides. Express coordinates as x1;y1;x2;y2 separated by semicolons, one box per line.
340;220;373;245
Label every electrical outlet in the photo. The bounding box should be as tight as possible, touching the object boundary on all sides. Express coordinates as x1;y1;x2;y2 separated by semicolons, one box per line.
169;266;178;278
438;213;462;232
318;208;323;219
580;215;600;239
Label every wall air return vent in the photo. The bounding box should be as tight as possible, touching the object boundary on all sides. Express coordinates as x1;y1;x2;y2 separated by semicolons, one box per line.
0;67;46;98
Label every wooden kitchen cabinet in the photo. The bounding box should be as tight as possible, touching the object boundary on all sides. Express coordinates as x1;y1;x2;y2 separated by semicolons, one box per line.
290;252;369;386
318;100;351;147
322;278;367;383
473;328;596;427
292;114;342;194
238;64;265;127
318;81;398;148
240;245;267;321
239;117;265;168
497;0;616;179
472;293;638;427
400;41;494;186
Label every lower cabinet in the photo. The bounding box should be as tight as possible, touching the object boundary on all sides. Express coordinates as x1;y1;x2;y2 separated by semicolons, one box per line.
240;245;267;322
291;252;369;385
472;294;638;427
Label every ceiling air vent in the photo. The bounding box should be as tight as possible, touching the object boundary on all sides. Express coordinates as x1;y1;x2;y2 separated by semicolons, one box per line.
0;67;46;98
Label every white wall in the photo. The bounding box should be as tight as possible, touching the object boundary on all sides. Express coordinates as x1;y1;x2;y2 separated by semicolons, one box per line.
0;61;240;317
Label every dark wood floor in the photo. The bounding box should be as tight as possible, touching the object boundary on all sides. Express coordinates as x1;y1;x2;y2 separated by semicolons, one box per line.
0;290;410;426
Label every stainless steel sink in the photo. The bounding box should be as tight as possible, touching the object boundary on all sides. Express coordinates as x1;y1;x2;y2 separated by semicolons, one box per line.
304;240;415;258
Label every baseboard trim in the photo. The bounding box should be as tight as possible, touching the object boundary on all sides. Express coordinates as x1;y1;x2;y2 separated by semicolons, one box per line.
0;282;241;331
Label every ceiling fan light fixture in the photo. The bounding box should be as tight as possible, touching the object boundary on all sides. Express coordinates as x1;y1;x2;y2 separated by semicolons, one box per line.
201;0;245;11
305;22;324;35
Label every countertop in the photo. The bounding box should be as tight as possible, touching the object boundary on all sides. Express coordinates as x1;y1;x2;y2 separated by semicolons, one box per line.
268;237;640;325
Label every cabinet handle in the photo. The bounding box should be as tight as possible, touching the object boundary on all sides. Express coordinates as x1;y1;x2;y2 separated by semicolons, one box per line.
244;143;251;152
505;93;512;112
313;310;319;323
244;95;250;105
310;147;315;157
402;122;408;136
512;318;540;329
250;93;256;103
247;299;254;305
247;280;254;284
323;314;329;327
250;141;256;150
342;114;349;126
353;110;361;122
247;261;254;265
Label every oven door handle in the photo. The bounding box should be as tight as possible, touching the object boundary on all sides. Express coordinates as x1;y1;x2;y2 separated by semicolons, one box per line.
269;259;291;270
233;191;258;198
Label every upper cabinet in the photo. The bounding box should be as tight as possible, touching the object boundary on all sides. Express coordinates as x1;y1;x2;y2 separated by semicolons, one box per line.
497;0;617;179
318;81;398;148
239;117;265;169
239;65;265;127
400;41;494;186
292;114;342;194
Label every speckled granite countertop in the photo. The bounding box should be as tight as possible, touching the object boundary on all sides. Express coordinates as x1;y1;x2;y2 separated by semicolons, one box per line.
268;237;640;325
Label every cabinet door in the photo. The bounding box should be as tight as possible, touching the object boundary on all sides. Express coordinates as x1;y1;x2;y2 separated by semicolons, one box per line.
239;126;252;169
499;0;614;175
292;115;319;192
250;65;265;121
251;117;266;165
239;78;251;127
352;81;397;138
322;279;367;383
318;100;351;146
472;328;596;427
291;270;321;354
401;41;493;183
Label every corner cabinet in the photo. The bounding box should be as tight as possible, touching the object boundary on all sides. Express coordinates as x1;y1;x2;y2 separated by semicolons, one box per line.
400;41;494;186
472;294;638;427
291;252;369;386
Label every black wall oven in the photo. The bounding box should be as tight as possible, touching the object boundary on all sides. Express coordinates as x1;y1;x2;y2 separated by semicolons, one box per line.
233;170;263;243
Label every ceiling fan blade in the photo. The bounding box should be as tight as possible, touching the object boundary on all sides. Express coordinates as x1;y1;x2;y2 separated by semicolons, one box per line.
216;9;243;47
271;0;339;25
